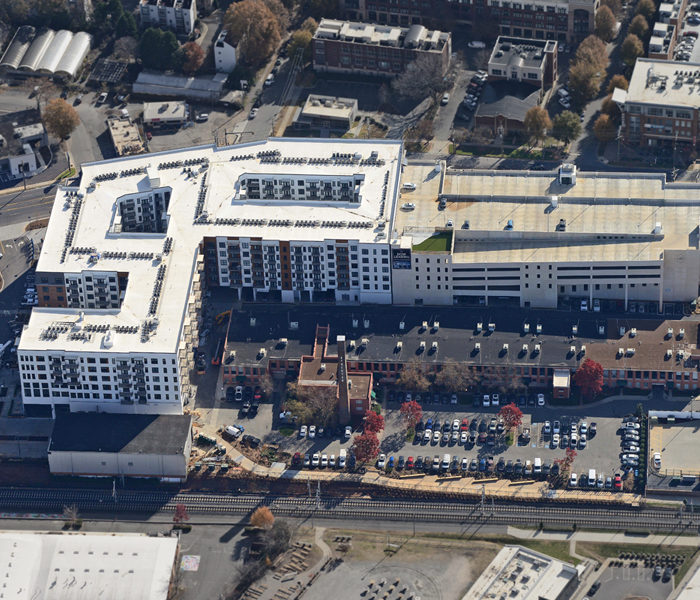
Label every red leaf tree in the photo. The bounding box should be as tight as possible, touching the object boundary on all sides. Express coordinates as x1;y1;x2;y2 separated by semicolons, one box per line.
554;447;578;476
573;359;604;400
173;503;189;525
181;41;205;75
399;400;423;428
352;431;380;463
363;409;385;434
498;402;523;431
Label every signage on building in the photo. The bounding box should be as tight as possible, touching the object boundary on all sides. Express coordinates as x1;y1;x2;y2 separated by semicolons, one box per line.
391;248;411;269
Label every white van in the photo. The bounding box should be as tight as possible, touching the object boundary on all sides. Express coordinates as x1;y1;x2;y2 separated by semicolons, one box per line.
533;457;542;474
338;449;347;468
557;88;570;99
588;469;596;487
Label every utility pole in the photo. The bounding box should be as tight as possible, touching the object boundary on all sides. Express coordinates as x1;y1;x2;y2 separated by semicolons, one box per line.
315;481;321;510
480;484;486;516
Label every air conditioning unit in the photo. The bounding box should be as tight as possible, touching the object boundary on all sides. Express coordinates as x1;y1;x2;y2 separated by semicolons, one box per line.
619;326;626;336
474;342;481;352
522;344;528;353
396;341;403;349
580;345;586;355
250;317;256;327
666;327;673;339
349;340;356;348
627;348;635;356
432;341;438;350
502;343;508;352
422;321;428;330
679;328;685;339
352;319;359;328
488;322;495;332
572;325;578;336
279;338;288;346
363;319;370;329
399;321;405;330
361;338;369;347
534;344;541;354
630;328;637;337
666;349;672;359
320;363;326;372
523;323;530;333
536;324;542;334
258;347;266;357
433;321;440;331
598;325;605;336
617;348;624;357
476;322;483;332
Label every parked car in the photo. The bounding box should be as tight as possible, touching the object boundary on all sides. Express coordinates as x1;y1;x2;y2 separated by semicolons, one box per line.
299;425;307;438
377;453;386;468
196;113;209;122
468;40;486;48
308;425;316;439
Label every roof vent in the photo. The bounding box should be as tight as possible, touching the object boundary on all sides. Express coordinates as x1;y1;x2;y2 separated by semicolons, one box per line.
536;324;542;334
474;342;481;352
630;328;637;337
523;323;530;333
476;322;483;332
488;322;495;332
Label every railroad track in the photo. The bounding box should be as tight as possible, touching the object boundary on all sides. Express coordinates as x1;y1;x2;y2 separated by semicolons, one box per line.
0;488;695;531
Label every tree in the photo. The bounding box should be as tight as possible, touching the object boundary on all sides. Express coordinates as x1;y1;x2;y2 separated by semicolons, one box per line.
575;35;609;72
286;384;337;426
352;431;380;463
602;0;622;16
224;0;281;67
250;506;275;529
43;99;80;141
568;61;602;107
573;358;604;400
628;14;649;39
552;111;582;143
607;74;629;94
173;503;189;525
113;36;139;61
0;0;30;24
399;400;423;428
115;12;137;37
621;33;644;67
288;29;314;62
593;114;616;142
523;106;552;147
300;17;318;32
601;94;620;122
433;362;480;391
392;53;447;100
262;520;291;558
258;373;274;398
623;471;635;492
397;362;430;392
261;0;290;31
498;402;524;431
595;5;616;42
140;28;181;71
635;0;656;22
182;41;205;75
62;503;80;528
363;409;385;434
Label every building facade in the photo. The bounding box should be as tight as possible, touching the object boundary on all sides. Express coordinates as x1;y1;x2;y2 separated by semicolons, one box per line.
139;0;196;36
214;30;237;73
312;19;451;77
340;0;598;42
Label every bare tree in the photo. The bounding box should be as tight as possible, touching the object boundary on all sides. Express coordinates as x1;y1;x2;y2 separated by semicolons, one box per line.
392;54;447;101
433;361;480;392
397;362;430;392
287;384;338;426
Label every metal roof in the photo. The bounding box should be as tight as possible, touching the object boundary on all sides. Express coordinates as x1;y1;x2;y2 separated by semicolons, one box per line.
0;26;35;70
36;29;74;73
18;28;55;71
55;31;91;77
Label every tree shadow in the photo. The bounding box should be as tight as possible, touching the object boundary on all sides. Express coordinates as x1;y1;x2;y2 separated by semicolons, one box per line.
380;431;406;453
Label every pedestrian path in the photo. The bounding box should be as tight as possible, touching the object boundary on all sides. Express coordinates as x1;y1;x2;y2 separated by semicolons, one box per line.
507;526;700;547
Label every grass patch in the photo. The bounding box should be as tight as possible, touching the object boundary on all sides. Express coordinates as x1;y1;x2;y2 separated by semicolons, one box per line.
576;541;697;578
412;232;453;252
57;166;76;180
505;431;514;446
278;426;295;437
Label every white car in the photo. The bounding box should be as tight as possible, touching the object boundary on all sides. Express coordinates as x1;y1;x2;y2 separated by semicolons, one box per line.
423;429;432;443
321;453;328;467
401;202;416;211
580;299;588;311
543;421;551;435
402;182;417;191
248;108;258;119
446;219;454;227
312;452;320;467
537;393;545;406
551;433;560;448
441;93;450;105
553;420;561;434
377;453;387;468
468;40;487;48
460;431;468;444
653;452;662;468
559;97;571;109
593;298;601;312
264;74;274;86
195;113;209;122
569;473;578;487
452;419;460;431
451;393;458;404
299;425;307;438
483;394;490;407
491;393;500;406
624;421;640;430
308;425;316;439
432;430;441;444
329;454;336;467
579;422;588;435
344;425;352;439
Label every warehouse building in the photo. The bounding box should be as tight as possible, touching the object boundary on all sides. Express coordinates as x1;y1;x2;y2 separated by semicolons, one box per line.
0;530;179;600
48;413;192;479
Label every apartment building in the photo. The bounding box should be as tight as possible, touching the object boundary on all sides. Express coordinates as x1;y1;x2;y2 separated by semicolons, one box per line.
615;58;700;152
312;19;451;77
18;138;404;415
139;0;196;36
340;0;598;43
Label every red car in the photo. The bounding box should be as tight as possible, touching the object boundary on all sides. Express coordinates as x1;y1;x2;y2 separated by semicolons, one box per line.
291;452;301;467
406;456;414;469
613;473;622;490
460;418;470;431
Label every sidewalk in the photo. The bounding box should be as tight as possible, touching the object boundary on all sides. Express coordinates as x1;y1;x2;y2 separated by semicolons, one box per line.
507;525;700;547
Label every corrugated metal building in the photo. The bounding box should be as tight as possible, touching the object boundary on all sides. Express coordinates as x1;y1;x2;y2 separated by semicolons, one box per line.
48;413;192;480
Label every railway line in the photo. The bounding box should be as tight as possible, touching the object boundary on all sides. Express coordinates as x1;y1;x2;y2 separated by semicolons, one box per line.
0;487;697;532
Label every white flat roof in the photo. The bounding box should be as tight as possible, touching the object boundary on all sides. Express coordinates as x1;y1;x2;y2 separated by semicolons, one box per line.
0;530;177;600
20;138;403;355
625;58;700;108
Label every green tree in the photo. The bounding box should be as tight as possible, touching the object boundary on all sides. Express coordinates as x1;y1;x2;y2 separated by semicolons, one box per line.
621;33;644;67
595;5;616;42
523;106;552;147
288;29;313;62
300;17;318;32
568;61;602;107
115;12;137;38
0;0;30;24
552;111;582;143
607;74;629;94
635;0;656;22
224;0;281;67
42;98;80;140
140;28;181;71
629;14;649;39
594;114;617;142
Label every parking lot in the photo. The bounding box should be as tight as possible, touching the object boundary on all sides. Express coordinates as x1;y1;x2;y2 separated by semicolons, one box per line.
590;562;674;600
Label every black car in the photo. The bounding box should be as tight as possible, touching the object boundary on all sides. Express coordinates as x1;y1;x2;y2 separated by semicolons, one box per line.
653;565;662;580
442;422;451;433
478;420;487;433
527;396;536;406
226;387;235;402
450;457;460;473
587;582;601;595
496;457;506;472
505;460;514;474
415;455;424;470
240;401;250;416
397;455;405;470
415;421;425;433
662;567;673;582
551;463;560;477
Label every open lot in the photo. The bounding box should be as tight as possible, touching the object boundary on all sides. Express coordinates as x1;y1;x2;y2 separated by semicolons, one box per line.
649;420;700;478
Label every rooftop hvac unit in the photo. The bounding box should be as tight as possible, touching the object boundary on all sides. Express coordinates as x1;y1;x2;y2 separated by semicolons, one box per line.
678;349;685;359
666;349;672;359
522;344;528;353
352;319;359;328
569;345;576;355
619;326;626;336
349;340;356;348
627;348;635;356
654;222;662;234
523;323;530;333
666;327;673;339
396;341;403;349
228;350;236;360
361;338;369;347
679;328;685;338
279;338;288;346
422;320;428;330
258;347;266;357
474;342;481;352
617;348;624;357
476;322;483;332
536;324;542;334
320;363;326;372
580;345;586;354
630;328;637;337
598;325;605;336
364;319;370;329
250;317;256;327
488;322;495;332
289;321;299;330
572;325;578;336
433;321;440;331
420;341;426;349
502;343;508;352
399;321;405;330
432;341;438;349
534;344;541;354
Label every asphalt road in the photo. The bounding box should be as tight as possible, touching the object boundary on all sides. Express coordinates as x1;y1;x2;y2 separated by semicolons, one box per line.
0;186;55;227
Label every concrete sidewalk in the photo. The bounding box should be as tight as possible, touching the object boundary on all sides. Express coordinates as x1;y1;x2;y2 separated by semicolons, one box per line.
507;526;700;547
